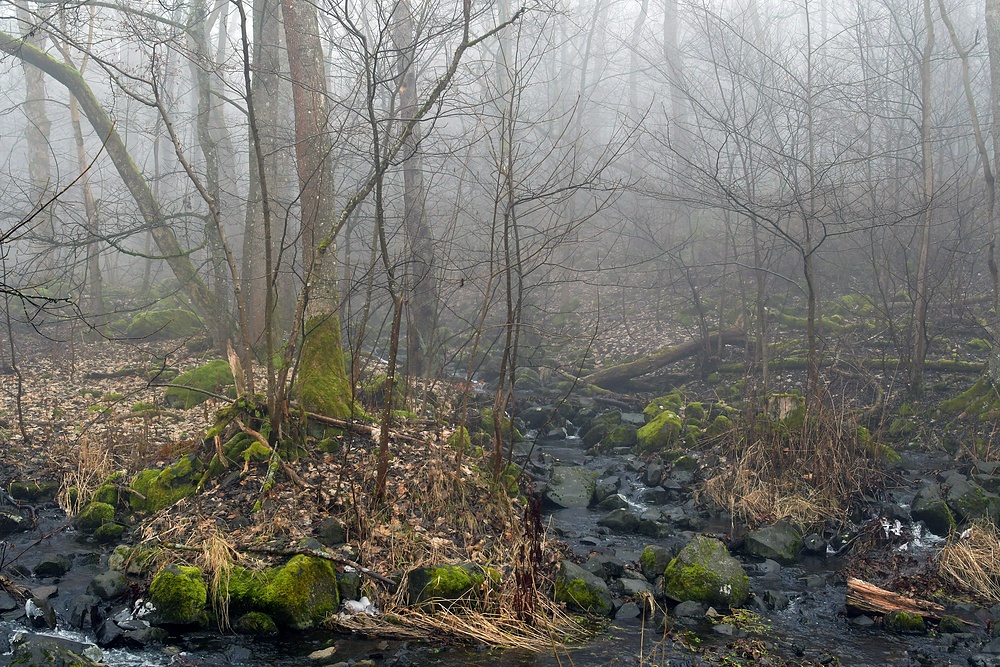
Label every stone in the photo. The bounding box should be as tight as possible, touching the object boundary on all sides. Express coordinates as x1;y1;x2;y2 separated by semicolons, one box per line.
0;510;28;537
227;555;340;630
66;595;100;630
554;560;614;616
946;477;1000;524
26;597;56;629
8;636;103;667
849;614;875;628
643;463;664;487
543;466;597;508
743;521;802;564
33;554;72;578
234;612;279;636
89;570;128;601
309;646;339;660
883;610;927;634
8;481;58;503
596;494;629;511
338;569;361;602
615;601;641;621
520;407;552;430
149;564;207;625
673;600;706;617
761;590;789;610
911;483;955;536
94;619;123;648
597;509;640;534
316;517;348;547
802;533;826;555
0;591;18;612
406;562;489;605
640;545;672;582
617;578;652;597
663;535;750;608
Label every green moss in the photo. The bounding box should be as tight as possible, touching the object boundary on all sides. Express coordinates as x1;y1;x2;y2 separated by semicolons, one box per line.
149;565;207;625
883;610;926;634
93;523;125;543
76;502;114;534
636;410;682;452
448;426;472;455
164;360;235;409
481;409;522;442
8;481;58;502
234;611;279;636
130;454;203;513
643;394;683;422
91;484;120;508
939;377;1000;419
227;555;339;629
706;414;734;437
131;402;159;414
967;338;992;352
663;536;749;608
126;308;203;340
407;563;486;604
889;417;917;437
361;373;407;411
557;578;602;611
684;402;706;421
297;315;356;420
242;440;272;463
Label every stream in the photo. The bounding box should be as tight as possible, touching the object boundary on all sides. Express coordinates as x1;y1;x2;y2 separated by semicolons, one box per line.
0;435;989;667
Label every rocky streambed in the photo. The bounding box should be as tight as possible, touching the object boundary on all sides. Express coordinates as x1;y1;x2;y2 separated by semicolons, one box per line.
3;394;1000;667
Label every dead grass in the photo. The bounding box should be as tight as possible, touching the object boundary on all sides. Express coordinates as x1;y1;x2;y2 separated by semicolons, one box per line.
704;400;882;527
940;521;1000;603
56;435;116;515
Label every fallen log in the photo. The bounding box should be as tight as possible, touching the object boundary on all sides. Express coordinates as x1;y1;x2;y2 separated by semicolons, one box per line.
845;577;944;620
583;330;747;389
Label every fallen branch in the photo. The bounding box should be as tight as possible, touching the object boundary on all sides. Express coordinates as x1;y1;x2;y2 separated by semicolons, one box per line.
845;577;944;620
291;402;430;446
583;330;747;389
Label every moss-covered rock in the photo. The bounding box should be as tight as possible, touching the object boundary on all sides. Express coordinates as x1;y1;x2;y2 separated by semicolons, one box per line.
706;414;734;438
127;308;203;340
643;394;683;423
7;636;103;667
149;565;207;625
234;611;279;636
8;480;58;503
543;466;597;508
406;562;488;605
93;523;126;543
946;477;1000;523
639;545;672;582
481;409;522;442
227;555;339;630
76;502;114;534
554;560;613;616
883;610;926;634
447;426;472;455
744;521;802;564
164;360;235;409
636;410;683;452
663;535;749;608
911;484;955;536
130;454;203;514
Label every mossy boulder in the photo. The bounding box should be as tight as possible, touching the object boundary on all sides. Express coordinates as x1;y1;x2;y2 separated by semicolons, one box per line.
406;562;489;605
637;410;683;453
643;394;683;422
8;636;103;667
910;483;956;536
227;555;339;629
604;424;637;450
663;535;749;608
126;308;203;340
945;477;1000;524
883;610;927;634
543;466;597;508
481;409;522;442
706;414;734;438
743;521;802;565
234;611;279;636
554;560;614;616
8;480;58;502
164;360;235;409
149;564;207;625
447;426;472;455
639;545;673;582
130;454;203;514
76;502;115;534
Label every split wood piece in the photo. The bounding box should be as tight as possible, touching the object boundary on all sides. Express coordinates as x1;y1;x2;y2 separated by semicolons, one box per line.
583;330;747;389
845;577;944;620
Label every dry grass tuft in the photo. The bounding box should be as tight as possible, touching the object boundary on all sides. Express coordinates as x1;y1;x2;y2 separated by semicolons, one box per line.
202;531;238;631
56;436;116;515
704;399;882;527
940;521;1000;603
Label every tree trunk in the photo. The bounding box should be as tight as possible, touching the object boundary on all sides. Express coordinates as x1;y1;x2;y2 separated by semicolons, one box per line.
393;0;439;378
281;0;353;419
16;4;55;281
912;0;935;391
987;0;1000;382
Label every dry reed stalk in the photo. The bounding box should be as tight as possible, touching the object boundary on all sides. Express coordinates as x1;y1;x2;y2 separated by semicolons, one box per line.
56;436;116;515
940;522;1000;603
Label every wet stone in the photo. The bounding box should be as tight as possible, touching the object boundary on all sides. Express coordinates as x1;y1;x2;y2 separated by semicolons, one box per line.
762;590;789;611
67;594;100;629
848;614;875;628
673;600;706;618
0;590;17;611
34;554;72;578
88;570;127;600
31;584;58;600
640;487;671;505
615;601;641;621
596;494;629;510
802;533;826;555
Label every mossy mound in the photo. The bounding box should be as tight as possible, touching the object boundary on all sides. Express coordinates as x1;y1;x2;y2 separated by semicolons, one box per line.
883;610;927;634
234;611;279;636
636;410;683;452
227;555;339;629
554;560;613;616
447;426;472;455
939;377;1000;421
663;535;749;608
643;394;684;422
8;480;58;502
149;564;207;625
163;360;235;410
127;308;204;340
130;454;203;514
406;562;490;605
76;502;115;534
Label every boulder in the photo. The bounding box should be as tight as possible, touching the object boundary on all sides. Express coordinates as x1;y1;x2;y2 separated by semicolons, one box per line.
317;517;347;546
639;545;673;582
554;560;613;616
0;510;29;538
636;411;683;452
8;635;103;667
663;535;749;608
149;565;207;625
597;509;640;534
743;521;802;564
406;562;490;605
89;570;127;601
227;555;339;629
543;466;597;508
163;359;234;409
33;555;71;578
8;481;58;503
911;483;955;536
233;611;279;636
946;477;1000;524
130;454;203;514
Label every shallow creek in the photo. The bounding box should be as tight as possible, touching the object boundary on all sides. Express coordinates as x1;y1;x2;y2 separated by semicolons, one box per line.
0;442;983;667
